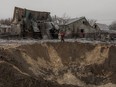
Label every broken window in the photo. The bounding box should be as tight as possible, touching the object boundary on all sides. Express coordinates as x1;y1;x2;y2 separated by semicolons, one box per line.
94;25;97;28
83;21;85;24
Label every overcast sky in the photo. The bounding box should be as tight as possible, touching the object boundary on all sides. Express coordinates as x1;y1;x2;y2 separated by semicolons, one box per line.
0;0;116;25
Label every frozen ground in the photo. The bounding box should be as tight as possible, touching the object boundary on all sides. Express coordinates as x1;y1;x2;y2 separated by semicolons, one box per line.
0;38;115;45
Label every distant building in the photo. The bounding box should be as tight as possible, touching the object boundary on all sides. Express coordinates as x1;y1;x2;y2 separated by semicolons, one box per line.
94;23;116;40
59;17;96;39
0;25;11;35
94;23;110;32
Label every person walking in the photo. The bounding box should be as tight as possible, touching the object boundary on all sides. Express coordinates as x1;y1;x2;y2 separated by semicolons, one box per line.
60;31;65;42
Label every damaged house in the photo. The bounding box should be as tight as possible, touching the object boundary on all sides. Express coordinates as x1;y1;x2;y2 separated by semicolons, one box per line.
59;17;96;39
11;7;58;39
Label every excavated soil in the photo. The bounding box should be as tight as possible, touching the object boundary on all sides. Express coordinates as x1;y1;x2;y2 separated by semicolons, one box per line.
0;42;116;87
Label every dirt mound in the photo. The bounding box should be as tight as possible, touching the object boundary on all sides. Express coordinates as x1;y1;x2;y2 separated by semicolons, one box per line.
0;61;78;87
0;42;116;87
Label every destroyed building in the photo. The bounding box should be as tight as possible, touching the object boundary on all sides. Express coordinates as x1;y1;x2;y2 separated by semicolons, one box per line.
11;7;59;39
59;17;96;39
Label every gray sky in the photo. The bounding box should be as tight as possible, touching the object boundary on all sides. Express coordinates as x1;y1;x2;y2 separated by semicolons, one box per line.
0;0;116;25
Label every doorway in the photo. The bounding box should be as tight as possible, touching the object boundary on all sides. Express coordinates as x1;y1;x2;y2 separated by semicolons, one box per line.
80;29;85;38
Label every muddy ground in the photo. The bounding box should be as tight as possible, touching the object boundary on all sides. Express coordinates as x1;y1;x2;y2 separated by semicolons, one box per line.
0;40;116;87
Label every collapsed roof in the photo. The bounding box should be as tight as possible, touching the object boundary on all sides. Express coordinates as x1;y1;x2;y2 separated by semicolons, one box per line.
12;7;52;24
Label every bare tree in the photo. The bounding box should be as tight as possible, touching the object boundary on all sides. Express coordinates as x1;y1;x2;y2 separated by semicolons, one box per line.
61;13;70;24
88;19;97;26
52;13;70;25
0;18;12;25
109;21;116;30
